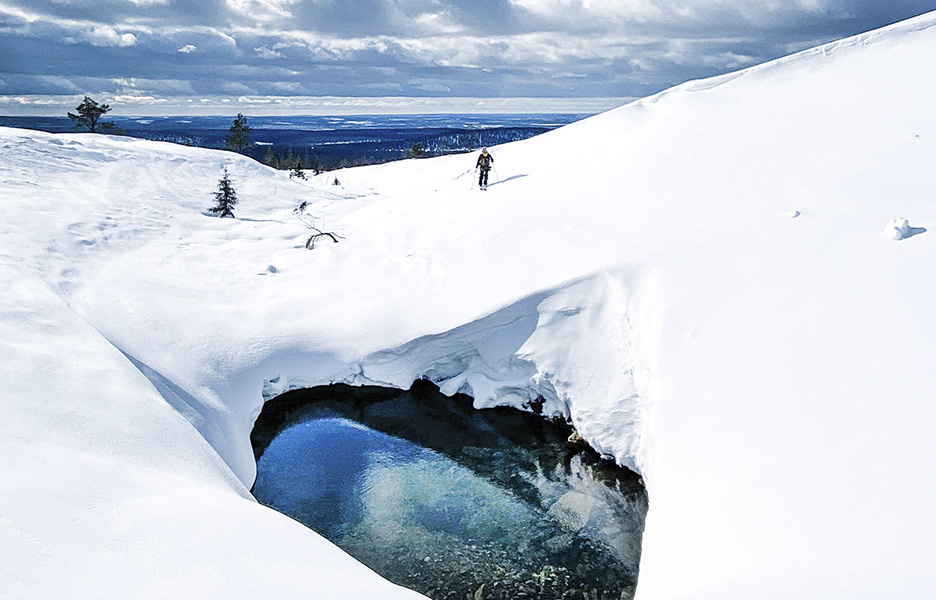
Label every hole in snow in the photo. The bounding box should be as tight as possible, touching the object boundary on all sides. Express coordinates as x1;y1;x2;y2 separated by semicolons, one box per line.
251;381;647;600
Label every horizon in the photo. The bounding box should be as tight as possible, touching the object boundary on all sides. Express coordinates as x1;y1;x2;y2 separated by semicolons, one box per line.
0;96;632;118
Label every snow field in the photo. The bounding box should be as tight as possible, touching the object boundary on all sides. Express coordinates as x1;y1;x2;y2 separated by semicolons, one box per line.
3;9;936;600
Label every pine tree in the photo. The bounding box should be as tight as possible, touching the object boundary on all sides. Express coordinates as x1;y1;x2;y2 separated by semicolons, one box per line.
209;167;238;217
264;146;279;168
67;96;116;133
225;113;253;154
290;162;306;179
307;155;322;175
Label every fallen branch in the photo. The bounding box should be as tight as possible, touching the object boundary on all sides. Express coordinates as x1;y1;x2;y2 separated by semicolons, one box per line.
293;201;344;249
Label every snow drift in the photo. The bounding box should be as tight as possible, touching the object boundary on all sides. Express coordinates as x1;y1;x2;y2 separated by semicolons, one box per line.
3;9;936;600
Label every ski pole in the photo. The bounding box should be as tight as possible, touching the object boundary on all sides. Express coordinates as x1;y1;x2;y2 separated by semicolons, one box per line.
490;147;501;184
470;167;477;190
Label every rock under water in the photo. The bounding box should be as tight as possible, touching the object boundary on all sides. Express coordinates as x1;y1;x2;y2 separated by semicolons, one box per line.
251;381;647;600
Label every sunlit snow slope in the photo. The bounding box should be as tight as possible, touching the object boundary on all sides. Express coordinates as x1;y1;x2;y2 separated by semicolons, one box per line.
2;10;936;600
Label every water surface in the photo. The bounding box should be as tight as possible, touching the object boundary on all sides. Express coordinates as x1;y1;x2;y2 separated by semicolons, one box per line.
251;383;646;600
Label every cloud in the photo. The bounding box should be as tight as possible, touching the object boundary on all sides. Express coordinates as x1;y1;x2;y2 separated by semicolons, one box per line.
1;0;934;113
226;0;295;22
411;79;453;93
112;93;168;104
253;45;282;59
0;75;86;95
221;82;257;94
111;77;198;95
85;26;137;47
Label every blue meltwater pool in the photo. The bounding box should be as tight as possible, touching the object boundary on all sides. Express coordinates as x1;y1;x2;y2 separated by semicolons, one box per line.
251;384;646;600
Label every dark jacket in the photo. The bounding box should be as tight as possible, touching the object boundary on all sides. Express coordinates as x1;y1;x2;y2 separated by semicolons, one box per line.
476;151;493;170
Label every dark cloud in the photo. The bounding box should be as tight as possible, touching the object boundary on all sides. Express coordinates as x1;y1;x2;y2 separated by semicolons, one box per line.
444;0;525;35
285;0;407;36
1;0;934;113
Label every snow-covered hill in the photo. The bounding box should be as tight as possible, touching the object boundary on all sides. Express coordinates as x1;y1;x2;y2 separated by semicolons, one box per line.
3;10;936;599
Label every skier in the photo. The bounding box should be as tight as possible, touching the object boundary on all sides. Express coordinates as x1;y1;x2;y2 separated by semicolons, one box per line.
476;148;493;190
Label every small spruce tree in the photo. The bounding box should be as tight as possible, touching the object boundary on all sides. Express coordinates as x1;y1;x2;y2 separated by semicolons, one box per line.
308;155;322;175
290;162;306;179
284;148;297;171
225;113;253;154
264;146;279;168
67;96;117;133
209;167;238;217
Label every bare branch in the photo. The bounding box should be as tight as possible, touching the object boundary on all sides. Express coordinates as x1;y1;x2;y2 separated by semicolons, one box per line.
293;201;343;249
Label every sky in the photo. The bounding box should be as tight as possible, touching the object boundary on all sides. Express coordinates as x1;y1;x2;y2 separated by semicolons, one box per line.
1;0;934;115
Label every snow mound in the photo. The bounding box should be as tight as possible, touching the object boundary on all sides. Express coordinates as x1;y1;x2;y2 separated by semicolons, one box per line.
883;216;927;240
885;217;910;239
883;217;927;240
263;272;652;475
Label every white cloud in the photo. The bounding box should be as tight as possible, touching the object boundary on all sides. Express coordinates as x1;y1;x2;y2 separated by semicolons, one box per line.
215;31;238;47
112;94;168;103
226;0;294;22
111;77;198;95
0;94;77;107
254;45;283;59
58;23;139;47
178;44;197;53
414;11;464;35
511;0;668;24
88;26;137;47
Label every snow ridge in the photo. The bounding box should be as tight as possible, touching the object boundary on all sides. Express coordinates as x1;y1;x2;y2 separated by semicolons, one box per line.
264;271;654;477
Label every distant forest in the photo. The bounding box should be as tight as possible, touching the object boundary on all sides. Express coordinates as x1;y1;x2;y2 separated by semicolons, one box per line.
0;114;586;172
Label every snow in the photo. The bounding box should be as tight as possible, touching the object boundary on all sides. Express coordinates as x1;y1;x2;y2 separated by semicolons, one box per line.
885;217;910;239
3;9;936;599
883;216;924;240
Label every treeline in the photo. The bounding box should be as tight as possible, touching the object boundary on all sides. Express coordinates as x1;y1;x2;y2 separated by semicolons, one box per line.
201;111;551;172
260;144;433;172
64;96;552;173
224;111;405;173
261;146;324;174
